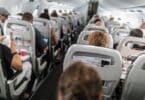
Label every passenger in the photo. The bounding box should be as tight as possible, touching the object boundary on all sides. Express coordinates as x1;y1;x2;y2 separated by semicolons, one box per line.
105;17;115;27
109;17;114;21
0;35;22;79
88;31;109;47
39;9;50;20
22;12;48;57
94;19;104;26
129;29;144;50
129;29;143;38
58;62;102;100
0;7;10;35
51;10;58;17
58;10;63;16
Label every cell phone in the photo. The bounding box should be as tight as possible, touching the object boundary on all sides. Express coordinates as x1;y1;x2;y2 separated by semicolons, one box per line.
10;32;13;41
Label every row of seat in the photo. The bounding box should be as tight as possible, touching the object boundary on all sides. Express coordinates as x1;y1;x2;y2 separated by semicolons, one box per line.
0;11;85;100
62;15;145;100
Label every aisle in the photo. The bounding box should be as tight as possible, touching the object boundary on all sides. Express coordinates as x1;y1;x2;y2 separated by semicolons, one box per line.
30;63;63;100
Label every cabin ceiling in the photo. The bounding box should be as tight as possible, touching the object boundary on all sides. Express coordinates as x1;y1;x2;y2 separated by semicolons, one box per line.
99;0;145;9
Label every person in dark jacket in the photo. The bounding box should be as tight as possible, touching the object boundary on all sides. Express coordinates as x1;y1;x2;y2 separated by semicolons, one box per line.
39;9;50;20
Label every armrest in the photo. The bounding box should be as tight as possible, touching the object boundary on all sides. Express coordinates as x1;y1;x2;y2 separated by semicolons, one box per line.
8;71;22;80
127;55;137;62
37;54;47;73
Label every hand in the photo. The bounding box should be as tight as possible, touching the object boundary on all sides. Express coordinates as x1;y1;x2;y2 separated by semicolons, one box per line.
0;36;6;42
44;47;49;54
10;41;17;53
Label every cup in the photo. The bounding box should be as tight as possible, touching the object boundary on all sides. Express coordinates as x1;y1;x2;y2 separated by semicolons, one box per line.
20;49;27;56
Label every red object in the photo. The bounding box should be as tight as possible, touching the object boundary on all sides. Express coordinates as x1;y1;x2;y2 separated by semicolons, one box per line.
20;49;26;56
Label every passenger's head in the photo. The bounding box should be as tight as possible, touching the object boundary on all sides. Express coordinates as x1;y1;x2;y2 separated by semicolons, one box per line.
129;29;143;38
22;12;33;23
58;61;102;100
44;9;49;14
59;10;62;13
39;9;50;20
94;19;103;26
0;7;10;23
88;31;109;47
51;10;58;17
109;17;114;21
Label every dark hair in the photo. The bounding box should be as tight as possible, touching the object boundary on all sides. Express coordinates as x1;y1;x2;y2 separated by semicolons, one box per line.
94;19;102;23
22;12;33;22
39;9;50;20
51;10;58;17
58;62;102;100
44;9;48;13
130;29;143;38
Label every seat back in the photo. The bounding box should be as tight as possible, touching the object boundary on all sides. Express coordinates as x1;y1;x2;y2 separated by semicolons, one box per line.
0;46;7;99
121;54;145;100
33;18;51;38
84;24;109;33
61;16;72;32
77;30;113;48
106;22;121;33
3;19;36;73
49;17;61;39
59;17;70;34
110;26;129;34
63;44;122;98
8;15;22;20
117;37;145;58
77;30;95;44
112;29;130;44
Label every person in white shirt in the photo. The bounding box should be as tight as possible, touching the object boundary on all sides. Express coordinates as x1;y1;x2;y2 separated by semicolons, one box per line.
0;7;10;35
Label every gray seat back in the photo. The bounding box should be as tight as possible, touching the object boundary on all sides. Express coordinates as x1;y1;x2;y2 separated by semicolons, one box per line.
117;37;145;58
8;15;22;20
63;44;122;98
33;18;51;38
112;29;130;44
0;48;7;99
121;54;145;100
0;19;34;99
84;24;109;33
4;19;36;73
49;17;61;39
77;31;95;44
77;30;113;48
59;17;70;34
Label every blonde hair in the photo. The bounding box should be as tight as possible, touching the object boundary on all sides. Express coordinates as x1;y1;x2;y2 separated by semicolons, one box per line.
88;31;109;47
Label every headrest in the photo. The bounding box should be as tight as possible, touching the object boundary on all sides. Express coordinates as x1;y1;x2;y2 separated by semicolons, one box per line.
85;24;109;33
117;37;145;57
4;19;34;41
77;31;95;44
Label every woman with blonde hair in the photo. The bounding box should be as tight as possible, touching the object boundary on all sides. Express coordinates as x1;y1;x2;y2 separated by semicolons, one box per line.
87;31;109;47
58;61;103;100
